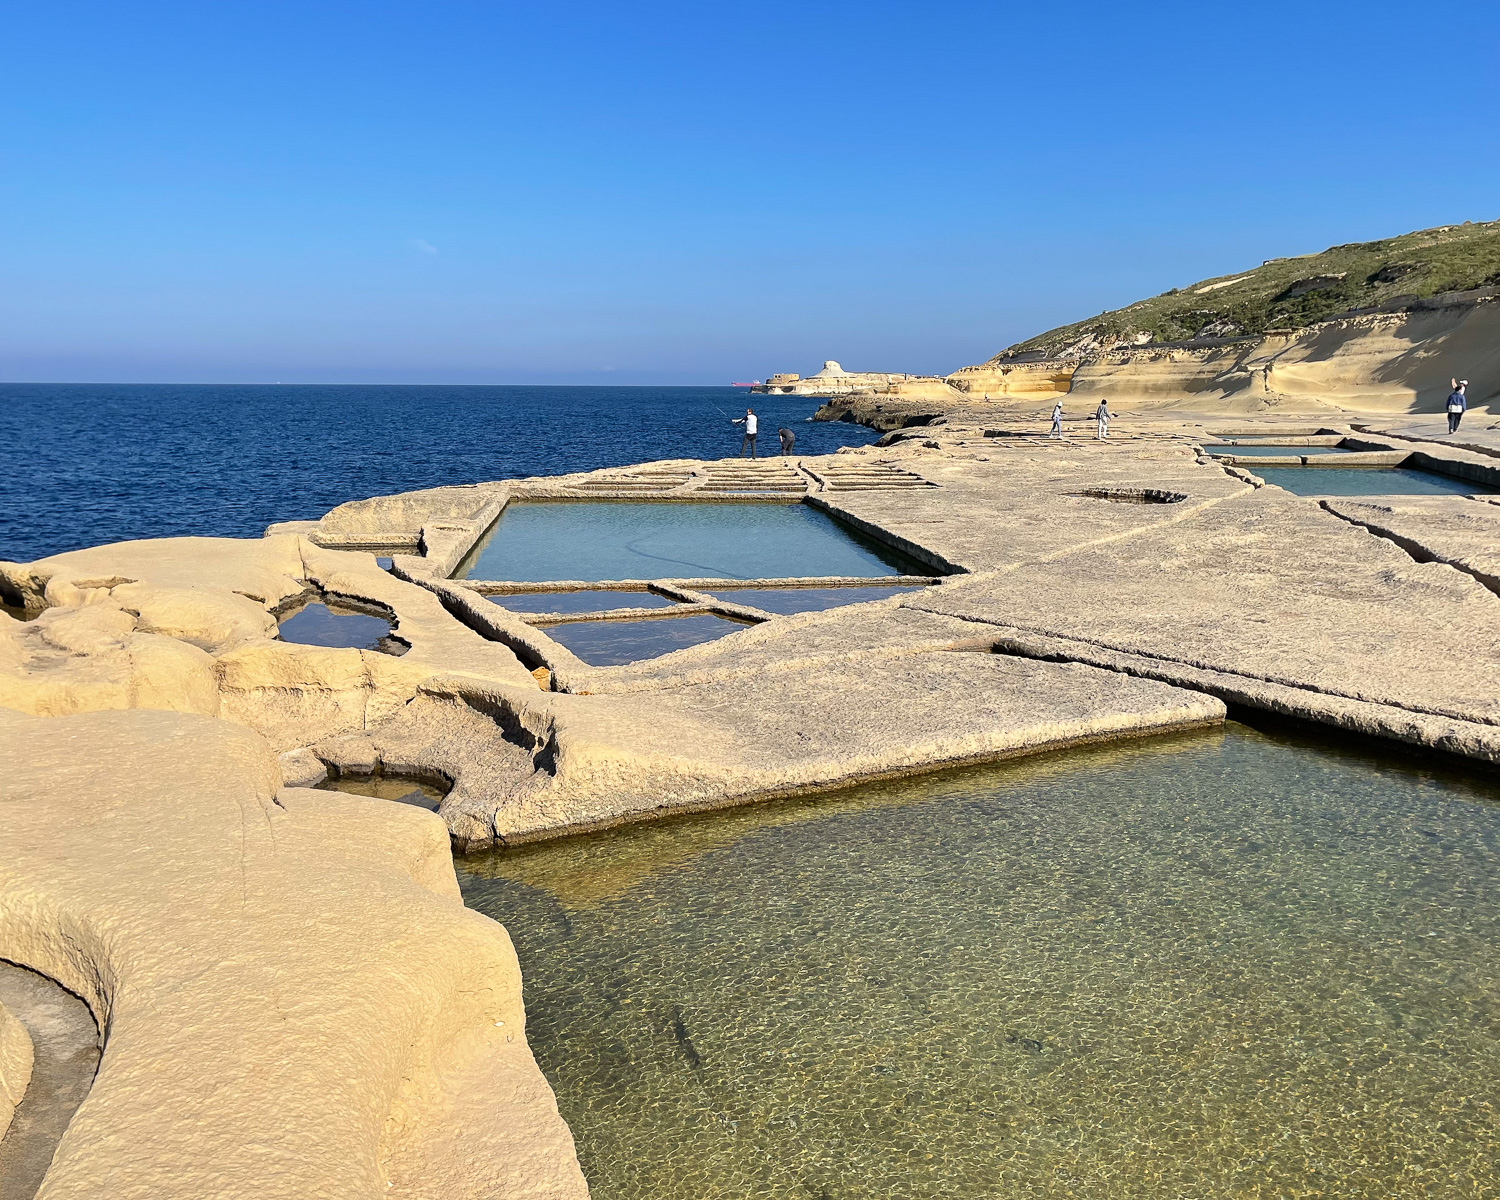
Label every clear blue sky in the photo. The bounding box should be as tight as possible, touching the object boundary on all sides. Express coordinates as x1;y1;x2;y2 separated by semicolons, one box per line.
2;1;1496;384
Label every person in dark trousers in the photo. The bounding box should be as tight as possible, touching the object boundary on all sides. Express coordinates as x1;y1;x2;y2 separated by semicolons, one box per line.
778;426;795;455
1447;378;1468;434
732;407;758;457
1050;401;1063;439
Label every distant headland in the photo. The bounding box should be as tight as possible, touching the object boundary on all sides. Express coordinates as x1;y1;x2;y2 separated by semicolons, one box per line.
759;220;1500;414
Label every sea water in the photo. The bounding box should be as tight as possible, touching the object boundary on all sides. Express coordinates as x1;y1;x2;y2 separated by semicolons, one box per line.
0;385;879;561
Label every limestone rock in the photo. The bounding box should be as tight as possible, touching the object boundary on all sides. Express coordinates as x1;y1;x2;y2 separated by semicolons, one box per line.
0;707;587;1199
0;999;33;1144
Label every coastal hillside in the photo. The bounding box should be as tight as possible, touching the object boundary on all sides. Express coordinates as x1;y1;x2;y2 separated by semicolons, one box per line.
939;220;1500;414
995;220;1500;361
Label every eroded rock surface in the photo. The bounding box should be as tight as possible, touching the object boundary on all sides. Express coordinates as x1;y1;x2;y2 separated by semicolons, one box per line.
0;707;586;1199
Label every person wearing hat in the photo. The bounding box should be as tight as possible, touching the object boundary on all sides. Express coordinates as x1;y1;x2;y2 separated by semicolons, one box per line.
1447;378;1468;434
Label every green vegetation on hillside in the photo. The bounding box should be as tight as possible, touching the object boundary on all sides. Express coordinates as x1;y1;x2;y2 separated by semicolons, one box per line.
995;219;1500;362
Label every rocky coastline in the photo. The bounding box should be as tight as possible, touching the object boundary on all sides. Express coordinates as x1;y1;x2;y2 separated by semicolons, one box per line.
5;410;1500;1194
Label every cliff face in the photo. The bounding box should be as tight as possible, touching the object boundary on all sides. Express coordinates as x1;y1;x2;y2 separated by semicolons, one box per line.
955;220;1500;413
1062;298;1500;411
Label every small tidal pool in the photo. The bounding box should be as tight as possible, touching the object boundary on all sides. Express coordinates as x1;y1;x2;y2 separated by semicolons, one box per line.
461;501;923;582
458;722;1500;1199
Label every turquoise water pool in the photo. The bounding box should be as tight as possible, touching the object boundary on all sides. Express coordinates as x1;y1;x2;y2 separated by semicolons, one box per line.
462;501;924;582
459;722;1500;1199
1208;444;1350;456
1255;465;1498;497
492;589;680;615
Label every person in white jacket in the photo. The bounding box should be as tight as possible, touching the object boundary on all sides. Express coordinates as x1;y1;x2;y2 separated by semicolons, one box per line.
732;408;759;458
1050;402;1063;439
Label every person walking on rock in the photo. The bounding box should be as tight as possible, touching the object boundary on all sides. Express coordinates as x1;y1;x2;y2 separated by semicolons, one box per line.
778;426;795;455
732;407;759;457
1448;378;1468;434
1050;401;1063;439
1095;399;1111;440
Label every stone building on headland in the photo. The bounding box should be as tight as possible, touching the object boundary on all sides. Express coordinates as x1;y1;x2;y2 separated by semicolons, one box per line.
756;358;1073;404
756;360;964;402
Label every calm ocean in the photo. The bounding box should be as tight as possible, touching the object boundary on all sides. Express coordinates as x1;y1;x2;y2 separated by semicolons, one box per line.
0;384;879;562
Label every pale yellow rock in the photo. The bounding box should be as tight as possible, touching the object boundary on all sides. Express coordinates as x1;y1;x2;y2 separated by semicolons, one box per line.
125;633;221;715
215;641;436;750
35;603;136;654
0;999;33;1144
0;604;219;719
12;534;309;611
0;707;587;1199
112;582;278;653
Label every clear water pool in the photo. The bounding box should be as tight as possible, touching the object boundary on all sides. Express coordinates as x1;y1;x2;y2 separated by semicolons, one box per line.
1208;444;1350;456
317;774;446;811
459;722;1500;1199
462;502;923;582
492;589;680;615
542;613;750;665
277;602;398;651
706;585;922;614
1254;465;1497;497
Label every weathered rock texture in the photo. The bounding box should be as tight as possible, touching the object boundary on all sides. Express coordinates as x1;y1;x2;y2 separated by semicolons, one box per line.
0;998;30;1145
0;707;586;1199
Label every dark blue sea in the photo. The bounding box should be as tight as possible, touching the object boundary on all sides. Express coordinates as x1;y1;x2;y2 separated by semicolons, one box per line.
0;385;879;562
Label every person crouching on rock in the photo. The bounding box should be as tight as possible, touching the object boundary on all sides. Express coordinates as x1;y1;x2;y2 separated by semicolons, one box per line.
1448;378;1468;434
1095;399;1111;440
1050;401;1063;439
778;426;795;455
733;407;758;457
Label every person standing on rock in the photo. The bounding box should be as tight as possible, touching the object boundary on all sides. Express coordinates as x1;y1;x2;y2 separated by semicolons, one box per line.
1095;399;1111;440
1050;401;1063;439
778;426;795;455
732;407;758;457
1448;378;1468;434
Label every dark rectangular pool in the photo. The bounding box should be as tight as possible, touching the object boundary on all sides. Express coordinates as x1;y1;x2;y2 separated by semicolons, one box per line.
463;501;923;581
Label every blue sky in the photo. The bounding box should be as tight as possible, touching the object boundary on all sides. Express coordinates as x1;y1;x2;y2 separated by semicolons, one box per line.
1;0;1496;384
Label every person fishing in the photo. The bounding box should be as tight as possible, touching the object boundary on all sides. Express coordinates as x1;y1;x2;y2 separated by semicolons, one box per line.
1448;378;1468;434
1095;398;1111;440
732;407;759;457
1050;401;1063;439
778;426;795;455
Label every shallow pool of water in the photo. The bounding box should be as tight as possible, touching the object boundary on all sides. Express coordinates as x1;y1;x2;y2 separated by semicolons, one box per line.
461;501;923;582
316;774;446;811
1256;465;1498;497
459;722;1500;1199
706;585;922;615
492;589;680;615
278;602;400;651
542;613;749;665
1208;444;1350;456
